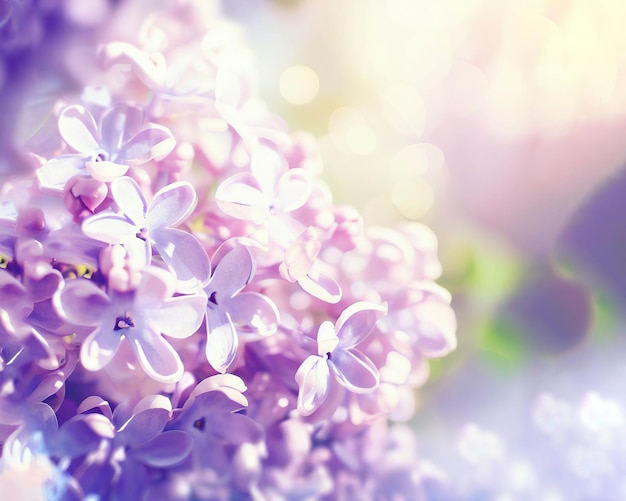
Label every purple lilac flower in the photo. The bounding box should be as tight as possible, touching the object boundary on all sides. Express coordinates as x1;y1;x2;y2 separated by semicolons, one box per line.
295;301;387;416
82;176;211;293
203;243;279;373
55;266;205;383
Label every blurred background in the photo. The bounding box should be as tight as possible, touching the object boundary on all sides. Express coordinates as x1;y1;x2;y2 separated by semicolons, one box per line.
222;0;626;495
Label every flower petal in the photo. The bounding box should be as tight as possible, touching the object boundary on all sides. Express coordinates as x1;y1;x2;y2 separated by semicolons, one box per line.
110;176;147;226
205;307;238;373
250;144;285;197
223;292;279;337
206;245;252;300
413;301;458;358
316;321;339;357
145;181;197;230
120;124;176;165
274;168;312;213
132;430;193;467
298;271;342;304
81;212;138;245
145;294;206;339
335;301;387;348
118;408;169;447
100;41;166;89
331;348;379;393
133;267;176;308
215;173;269;221
128;328;183;383
58;105;100;154
295;355;330;416
56;279;110;326
37;155;87;191
80;326;123;371
85;160;129;183
151;227;211;293
99;104;143;153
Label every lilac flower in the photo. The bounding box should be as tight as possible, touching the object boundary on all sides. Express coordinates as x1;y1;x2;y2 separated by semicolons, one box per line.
37;104;175;190
203;243;279;373
53;395;193;500
378;282;457;360
55;266;205;383
167;375;264;474
295;301;387;416
82;176;211;293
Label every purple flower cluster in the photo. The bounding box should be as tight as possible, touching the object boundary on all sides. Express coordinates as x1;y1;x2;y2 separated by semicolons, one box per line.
0;1;456;499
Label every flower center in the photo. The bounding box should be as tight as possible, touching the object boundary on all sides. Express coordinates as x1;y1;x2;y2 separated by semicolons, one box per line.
135;228;149;241
114;314;134;331
193;417;205;431
208;291;218;305
94;151;109;162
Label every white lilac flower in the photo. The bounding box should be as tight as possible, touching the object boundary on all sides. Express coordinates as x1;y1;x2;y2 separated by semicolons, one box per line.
81;176;211;293
55;266;205;383
37;104;175;190
295;301;387;416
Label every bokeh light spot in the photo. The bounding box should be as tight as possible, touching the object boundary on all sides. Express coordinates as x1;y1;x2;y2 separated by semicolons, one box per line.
279;65;320;105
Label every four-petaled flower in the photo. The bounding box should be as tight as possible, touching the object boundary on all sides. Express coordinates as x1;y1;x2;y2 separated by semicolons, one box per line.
295;301;387;416
37;104;175;190
202;244;279;373
55;266;205;383
82;176;211;293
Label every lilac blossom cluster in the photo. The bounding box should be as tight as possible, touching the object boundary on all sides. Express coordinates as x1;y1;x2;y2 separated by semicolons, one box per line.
0;1;456;499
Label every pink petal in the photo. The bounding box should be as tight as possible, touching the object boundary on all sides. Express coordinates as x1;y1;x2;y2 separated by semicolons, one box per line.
56;279;110;326
80;326;123;371
215;173;269;221
205;307;239;373
85;160;129;182
274;168;312;213
335;301;387;348
37;155;87;191
145;295;206;339
110;177;147;226
224;292;279;337
145;181;197;230
58;105;100;154
207;245;253;300
120;124;176;165
295;355;330;416
81;212;139;245
151;227;211;293
133;267;176;307
331;348;379;393
128;328;183;383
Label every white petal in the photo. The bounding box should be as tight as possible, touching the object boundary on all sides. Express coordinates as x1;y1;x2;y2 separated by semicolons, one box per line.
110;176;147;226
295;355;330;416
145;295;206;339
